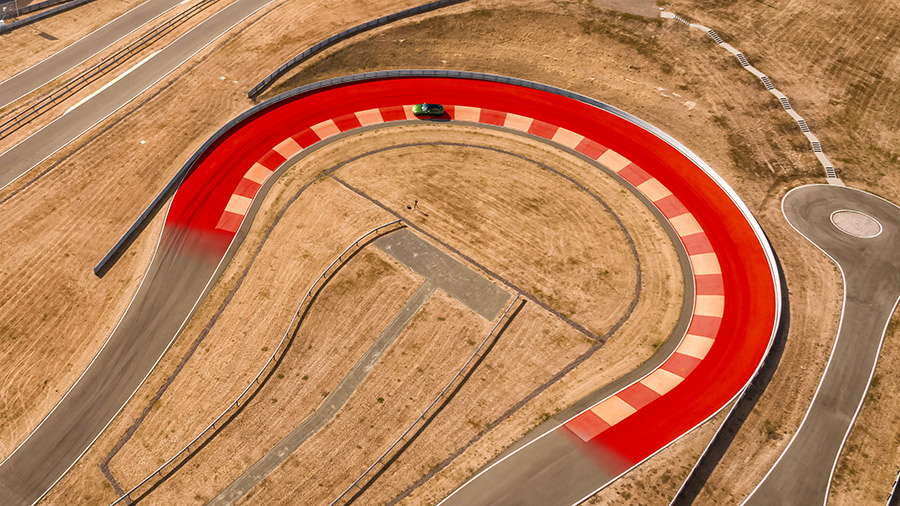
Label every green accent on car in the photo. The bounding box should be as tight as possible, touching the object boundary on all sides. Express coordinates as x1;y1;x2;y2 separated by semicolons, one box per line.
412;103;445;116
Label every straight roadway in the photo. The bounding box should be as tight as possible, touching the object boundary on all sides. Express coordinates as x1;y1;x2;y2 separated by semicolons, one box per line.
0;0;277;502
746;184;900;505
0;0;184;109
0;0;276;190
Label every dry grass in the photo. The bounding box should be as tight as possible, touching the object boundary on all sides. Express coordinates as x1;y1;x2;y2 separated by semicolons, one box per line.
239;290;494;505
337;125;639;337
6;0;894;503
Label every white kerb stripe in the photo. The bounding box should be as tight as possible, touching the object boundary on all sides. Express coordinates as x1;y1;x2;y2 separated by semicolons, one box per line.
636;178;673;202
669;213;703;237
272;137;301;159
310;119;340;139
690;252;721;275
597;148;632;171
224;194;253;216
551;127;584;149
355;108;384;126
641;368;684;395
695;294;725;317
244;163;273;185
676;334;715;359
454;105;481;122
503;113;533;132
591;396;637;425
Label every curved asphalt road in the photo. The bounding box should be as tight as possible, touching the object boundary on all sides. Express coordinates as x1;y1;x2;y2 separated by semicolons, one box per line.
0;0;184;109
745;184;900;505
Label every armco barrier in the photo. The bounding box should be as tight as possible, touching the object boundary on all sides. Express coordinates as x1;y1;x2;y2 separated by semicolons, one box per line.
98;68;762;275
0;0;95;33
245;0;468;99
329;293;522;506
0;0;221;144
109;219;404;506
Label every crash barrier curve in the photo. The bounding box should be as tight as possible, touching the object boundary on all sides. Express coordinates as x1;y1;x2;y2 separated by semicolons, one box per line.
246;0;467;99
98;70;780;502
109;219;404;505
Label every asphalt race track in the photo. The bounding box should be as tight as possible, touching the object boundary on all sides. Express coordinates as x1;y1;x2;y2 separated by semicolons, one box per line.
0;72;780;505
0;0;184;109
745;185;900;505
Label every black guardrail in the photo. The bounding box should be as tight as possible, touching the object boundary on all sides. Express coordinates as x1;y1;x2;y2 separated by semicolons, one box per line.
245;0;467;99
0;0;96;34
0;0;220;143
94;69;651;276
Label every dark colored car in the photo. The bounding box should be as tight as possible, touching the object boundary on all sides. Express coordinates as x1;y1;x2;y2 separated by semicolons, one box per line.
412;103;445;116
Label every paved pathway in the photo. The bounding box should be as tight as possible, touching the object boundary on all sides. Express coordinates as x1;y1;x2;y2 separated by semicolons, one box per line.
746;184;900;505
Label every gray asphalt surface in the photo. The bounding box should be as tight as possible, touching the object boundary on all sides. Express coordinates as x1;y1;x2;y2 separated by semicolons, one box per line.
0;0;275;190
439;154;694;506
745;184;900;505
0;0;183;109
209;278;437;506
0;226;222;506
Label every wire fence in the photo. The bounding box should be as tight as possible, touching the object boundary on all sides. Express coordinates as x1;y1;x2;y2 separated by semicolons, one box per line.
246;0;468;99
108;219;404;506
329;292;522;506
0;0;221;142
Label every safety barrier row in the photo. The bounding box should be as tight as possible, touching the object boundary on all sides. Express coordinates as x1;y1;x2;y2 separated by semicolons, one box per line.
109;219;404;505
0;0;221;142
0;0;95;34
660;10;842;184
329;292;522;506
98;68;696;276
246;0;468;99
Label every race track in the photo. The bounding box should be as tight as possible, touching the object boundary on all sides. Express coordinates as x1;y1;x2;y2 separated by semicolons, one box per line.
0;71;781;505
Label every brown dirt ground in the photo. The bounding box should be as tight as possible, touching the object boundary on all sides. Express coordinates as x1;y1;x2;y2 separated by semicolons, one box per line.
337;125;639;338
5;0;895;503
238;290;495;506
0;0;438;470
107;181;423;487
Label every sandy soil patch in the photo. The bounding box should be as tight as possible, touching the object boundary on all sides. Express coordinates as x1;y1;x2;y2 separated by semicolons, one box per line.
107;179;422;488
239;290;494;506
337;124;639;338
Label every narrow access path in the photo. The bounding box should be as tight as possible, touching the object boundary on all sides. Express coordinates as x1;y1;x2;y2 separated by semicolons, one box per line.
210;229;510;505
745;184;900;505
208;279;437;506
0;0;276;190
0;0;183;108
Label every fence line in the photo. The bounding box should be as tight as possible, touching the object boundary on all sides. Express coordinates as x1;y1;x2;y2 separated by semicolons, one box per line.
246;0;468;99
329;292;522;506
0;0;95;34
0;0;220;142
660;10;842;185
108;219;403;505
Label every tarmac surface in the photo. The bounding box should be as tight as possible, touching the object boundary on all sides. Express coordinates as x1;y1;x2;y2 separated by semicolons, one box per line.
210;228;511;505
0;0;184;109
745;184;900;505
0;225;222;506
0;0;275;189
